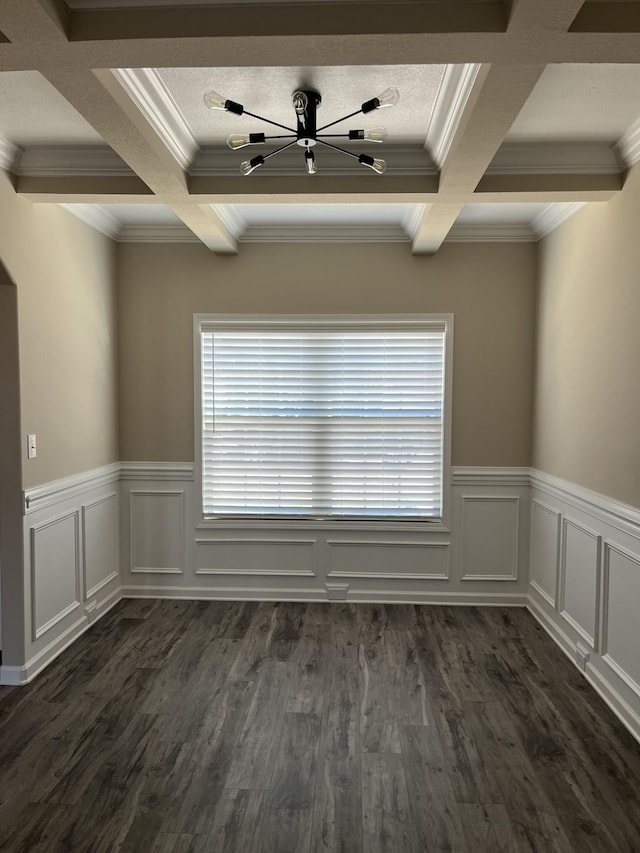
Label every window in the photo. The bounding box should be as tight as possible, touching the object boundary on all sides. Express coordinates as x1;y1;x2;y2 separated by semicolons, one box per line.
197;315;451;522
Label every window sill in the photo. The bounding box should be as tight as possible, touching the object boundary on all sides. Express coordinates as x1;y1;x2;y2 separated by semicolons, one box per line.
196;517;451;534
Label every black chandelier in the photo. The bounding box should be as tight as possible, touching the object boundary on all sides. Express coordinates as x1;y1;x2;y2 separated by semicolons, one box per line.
204;87;399;175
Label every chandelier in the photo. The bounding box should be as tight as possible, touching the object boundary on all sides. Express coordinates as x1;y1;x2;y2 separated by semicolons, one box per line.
204;87;400;175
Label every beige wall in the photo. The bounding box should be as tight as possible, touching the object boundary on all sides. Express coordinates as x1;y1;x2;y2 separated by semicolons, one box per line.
533;163;640;508
0;172;119;489
117;240;536;466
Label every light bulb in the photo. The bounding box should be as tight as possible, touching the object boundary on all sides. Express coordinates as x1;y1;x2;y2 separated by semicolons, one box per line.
375;87;400;109
363;126;387;142
349;127;387;143
227;133;266;150
305;149;317;175
240;155;265;175
359;153;387;174
203;90;227;110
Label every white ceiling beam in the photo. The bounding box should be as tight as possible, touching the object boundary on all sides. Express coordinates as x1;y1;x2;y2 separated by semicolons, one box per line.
411;204;464;255
170;203;238;254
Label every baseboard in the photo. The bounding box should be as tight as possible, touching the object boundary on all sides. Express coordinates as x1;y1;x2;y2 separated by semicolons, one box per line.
527;593;640;744
122;584;527;606
0;588;122;686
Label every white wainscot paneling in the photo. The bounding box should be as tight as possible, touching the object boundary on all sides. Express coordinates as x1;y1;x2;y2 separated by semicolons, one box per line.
82;493;119;599
327;539;450;580
460;496;519;581
530;499;561;607
195;538;317;577
559;518;601;648
130;490;184;573
602;542;640;696
31;510;81;640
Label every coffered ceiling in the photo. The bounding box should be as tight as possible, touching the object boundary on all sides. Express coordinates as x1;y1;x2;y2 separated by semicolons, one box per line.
0;0;639;254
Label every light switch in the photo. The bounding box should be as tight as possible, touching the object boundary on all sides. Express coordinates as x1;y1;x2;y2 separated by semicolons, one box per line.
27;434;36;459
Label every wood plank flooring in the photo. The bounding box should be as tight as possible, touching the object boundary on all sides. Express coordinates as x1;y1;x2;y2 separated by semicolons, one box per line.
0;600;639;852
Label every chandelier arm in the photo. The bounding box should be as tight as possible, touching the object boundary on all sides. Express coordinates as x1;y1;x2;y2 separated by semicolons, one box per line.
242;109;298;134
316;109;363;133
316;134;351;139
315;139;360;160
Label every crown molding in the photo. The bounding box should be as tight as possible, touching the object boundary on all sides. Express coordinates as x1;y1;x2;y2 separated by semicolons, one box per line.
488;142;622;175
0;135;20;173
111;68;198;172
239;224;409;243
425;63;481;167
60;203;120;239
191;144;436;177
401;203;427;239
447;223;536;242
618;117;640;168
18;145;131;176
531;202;585;239
118;224;200;243
211;203;246;239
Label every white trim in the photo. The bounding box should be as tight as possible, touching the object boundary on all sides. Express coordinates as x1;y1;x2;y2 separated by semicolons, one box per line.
239;224;409;243
426;64;481;167
111;68;198;172
529;579;556;608
326;539;450;581
531;203;585;239
118;224;200;243
194;313;454;531
451;466;531;486
30;509;81;640
459;495;520;581
0;134;20;173
82;492;120;600
530;468;640;538
447;224;536;243
23;463;121;515
558;515;601;650
121;585;526;606
119;461;194;481
60;204;121;239
527;595;640;744
618;116;640;167
0;588;122;686
129;489;185;574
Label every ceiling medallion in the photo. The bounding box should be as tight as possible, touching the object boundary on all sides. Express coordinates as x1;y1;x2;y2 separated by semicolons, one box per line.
204;86;399;175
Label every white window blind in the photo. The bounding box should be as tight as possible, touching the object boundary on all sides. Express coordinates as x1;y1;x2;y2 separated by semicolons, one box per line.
200;321;447;520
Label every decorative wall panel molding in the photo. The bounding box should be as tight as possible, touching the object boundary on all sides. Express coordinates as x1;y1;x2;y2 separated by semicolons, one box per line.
326;539;450;581
82;492;119;599
559;517;600;649
129;490;185;573
460;496;519;581
195;537;317;577
23;462;120;514
529;499;561;607
528;471;640;743
30;510;81;640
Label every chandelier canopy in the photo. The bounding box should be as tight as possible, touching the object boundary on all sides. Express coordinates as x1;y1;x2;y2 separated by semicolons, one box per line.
204;86;400;175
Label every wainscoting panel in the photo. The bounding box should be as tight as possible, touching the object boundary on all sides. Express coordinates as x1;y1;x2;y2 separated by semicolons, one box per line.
326;539;450;580
130;490;185;574
602;542;640;695
559;517;600;648
529;500;561;607
0;464;123;685
83;493;119;599
459;496;519;581
528;469;640;743
196;537;317;577
31;510;80;640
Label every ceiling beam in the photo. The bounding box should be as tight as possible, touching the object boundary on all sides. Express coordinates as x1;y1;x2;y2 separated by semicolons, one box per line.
170;203;238;254
411;204;464;255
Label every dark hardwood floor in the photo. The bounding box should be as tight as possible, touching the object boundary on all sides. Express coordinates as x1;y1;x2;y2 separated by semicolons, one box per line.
0;600;638;852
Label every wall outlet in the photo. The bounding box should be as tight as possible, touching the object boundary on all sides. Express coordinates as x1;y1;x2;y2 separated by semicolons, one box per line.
27;433;36;459
575;642;590;671
325;583;349;601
